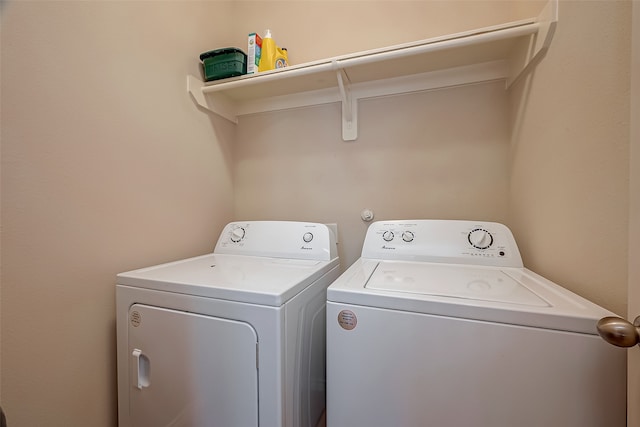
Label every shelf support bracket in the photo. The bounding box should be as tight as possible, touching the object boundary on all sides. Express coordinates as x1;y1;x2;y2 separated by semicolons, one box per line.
507;0;558;89
187;75;239;124
333;61;357;141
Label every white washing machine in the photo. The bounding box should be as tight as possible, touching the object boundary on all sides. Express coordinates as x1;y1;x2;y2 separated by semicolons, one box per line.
116;221;339;427
327;219;626;427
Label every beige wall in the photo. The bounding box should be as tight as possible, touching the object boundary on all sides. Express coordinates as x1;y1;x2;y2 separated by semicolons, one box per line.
230;1;544;65
235;82;512;268
627;2;639;422
508;0;631;316
232;0;544;268
1;2;236;425
0;0;632;426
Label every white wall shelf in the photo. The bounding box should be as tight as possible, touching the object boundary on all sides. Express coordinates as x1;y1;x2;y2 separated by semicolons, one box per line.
187;0;557;141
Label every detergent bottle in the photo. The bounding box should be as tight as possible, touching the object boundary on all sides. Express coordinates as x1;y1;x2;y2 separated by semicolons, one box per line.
275;46;288;69
258;29;276;72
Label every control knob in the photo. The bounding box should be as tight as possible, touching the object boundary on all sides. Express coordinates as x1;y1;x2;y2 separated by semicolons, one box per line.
382;231;394;242
402;231;415;242
230;227;246;243
468;228;493;249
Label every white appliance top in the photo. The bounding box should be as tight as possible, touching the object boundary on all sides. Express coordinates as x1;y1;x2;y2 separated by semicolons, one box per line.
366;261;548;306
327;220;616;334
118;221;339;306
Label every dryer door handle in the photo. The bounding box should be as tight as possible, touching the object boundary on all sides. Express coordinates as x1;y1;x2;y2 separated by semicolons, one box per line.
597;316;640;348
132;349;151;389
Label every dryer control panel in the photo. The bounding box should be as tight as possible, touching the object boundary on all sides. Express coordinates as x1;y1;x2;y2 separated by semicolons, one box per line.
214;221;338;261
361;220;523;267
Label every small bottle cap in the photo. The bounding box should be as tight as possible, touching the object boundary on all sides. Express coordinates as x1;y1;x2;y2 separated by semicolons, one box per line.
264;29;272;38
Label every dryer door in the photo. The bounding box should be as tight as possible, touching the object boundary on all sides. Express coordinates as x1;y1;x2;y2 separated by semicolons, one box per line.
127;304;259;427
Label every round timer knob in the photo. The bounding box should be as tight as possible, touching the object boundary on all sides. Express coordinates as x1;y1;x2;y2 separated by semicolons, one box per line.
230;227;245;242
402;231;414;242
303;232;314;243
382;231;394;242
468;229;493;249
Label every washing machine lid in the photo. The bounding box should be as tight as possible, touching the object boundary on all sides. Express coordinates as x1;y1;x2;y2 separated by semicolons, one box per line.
117;253;338;307
327;259;617;334
365;261;548;307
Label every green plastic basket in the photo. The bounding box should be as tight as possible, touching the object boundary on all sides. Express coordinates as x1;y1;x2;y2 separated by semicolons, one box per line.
200;48;247;81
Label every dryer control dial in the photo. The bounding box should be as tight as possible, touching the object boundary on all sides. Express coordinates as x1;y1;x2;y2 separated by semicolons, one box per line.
230;227;246;243
402;231;415;242
303;232;314;243
382;231;395;242
468;228;493;249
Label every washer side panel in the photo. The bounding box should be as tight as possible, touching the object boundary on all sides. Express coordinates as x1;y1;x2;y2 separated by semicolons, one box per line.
326;302;626;427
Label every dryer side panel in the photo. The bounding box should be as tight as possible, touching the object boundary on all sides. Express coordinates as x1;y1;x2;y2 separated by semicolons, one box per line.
284;264;340;427
127;304;259;427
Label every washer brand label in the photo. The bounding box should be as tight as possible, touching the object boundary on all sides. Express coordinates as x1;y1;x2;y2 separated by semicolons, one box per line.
130;311;142;327
337;310;357;330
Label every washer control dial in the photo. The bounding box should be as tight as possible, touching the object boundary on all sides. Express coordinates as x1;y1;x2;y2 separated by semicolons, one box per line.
230;227;246;243
402;231;415;242
468;228;493;249
303;232;314;243
382;231;394;242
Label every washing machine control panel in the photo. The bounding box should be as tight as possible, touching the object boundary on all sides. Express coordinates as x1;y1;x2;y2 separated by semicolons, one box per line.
214;221;338;261
362;220;523;267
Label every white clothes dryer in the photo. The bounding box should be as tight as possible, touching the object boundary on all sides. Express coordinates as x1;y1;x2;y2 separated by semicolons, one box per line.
116;221;339;427
327;219;625;427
